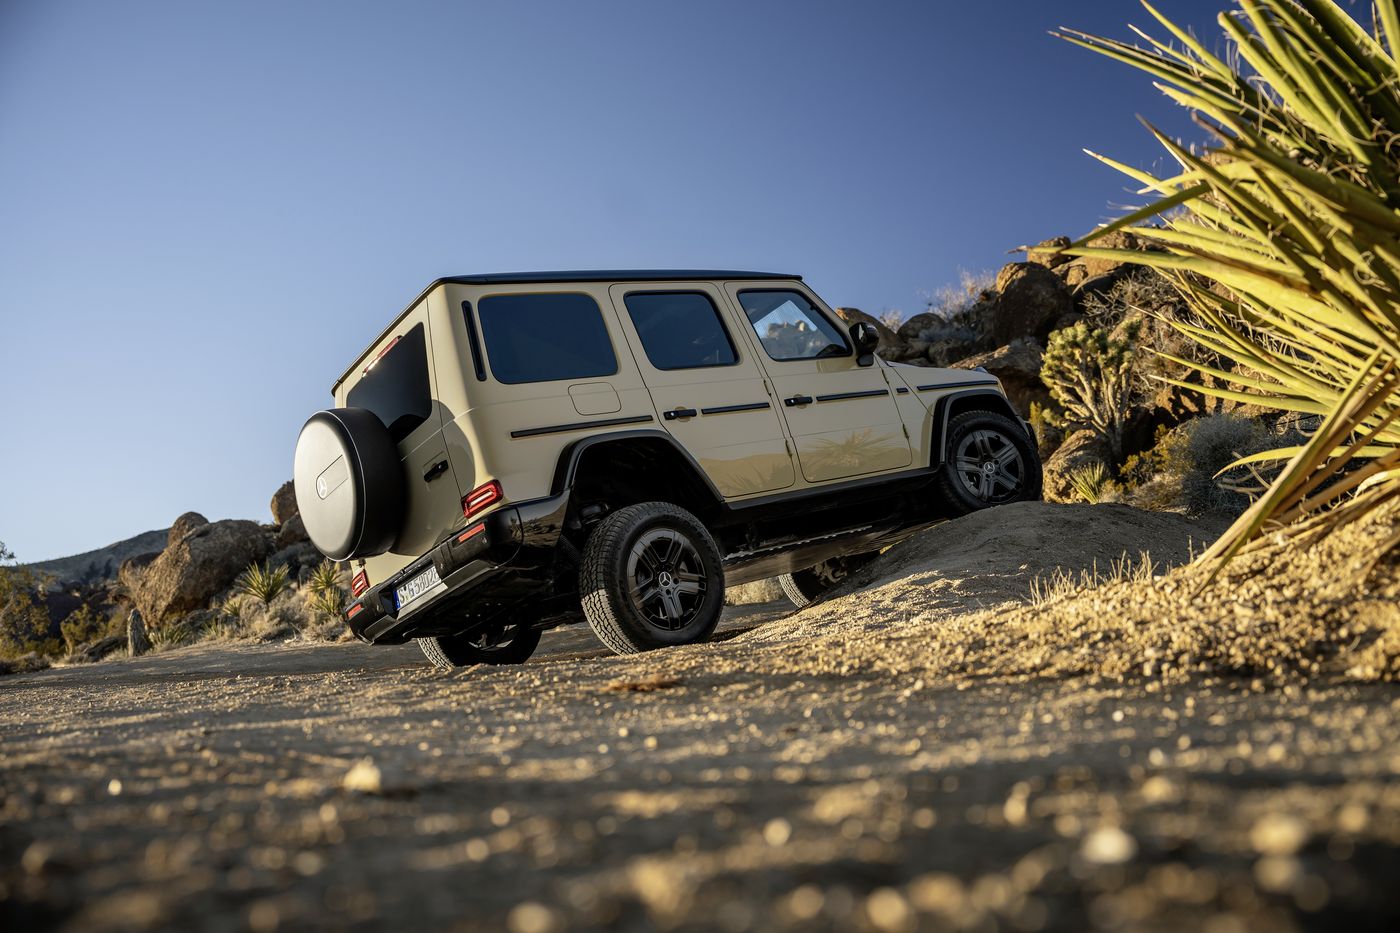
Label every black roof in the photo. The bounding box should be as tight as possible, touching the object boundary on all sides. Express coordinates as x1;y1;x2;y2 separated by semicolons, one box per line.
439;269;800;285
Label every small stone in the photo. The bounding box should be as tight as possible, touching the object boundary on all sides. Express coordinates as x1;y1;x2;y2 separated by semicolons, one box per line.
341;759;382;795
507;901;563;933
763;818;792;846
1250;813;1309;856
1081;826;1137;864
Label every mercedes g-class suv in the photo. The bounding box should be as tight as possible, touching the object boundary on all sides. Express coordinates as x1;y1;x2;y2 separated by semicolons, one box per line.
293;270;1041;668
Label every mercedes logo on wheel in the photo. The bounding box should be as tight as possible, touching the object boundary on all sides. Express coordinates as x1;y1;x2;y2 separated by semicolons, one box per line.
657;571;674;588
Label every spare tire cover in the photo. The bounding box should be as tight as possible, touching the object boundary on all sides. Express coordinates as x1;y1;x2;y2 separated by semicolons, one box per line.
293;408;405;561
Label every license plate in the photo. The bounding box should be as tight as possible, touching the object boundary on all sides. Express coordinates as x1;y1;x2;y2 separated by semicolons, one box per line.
395;564;443;610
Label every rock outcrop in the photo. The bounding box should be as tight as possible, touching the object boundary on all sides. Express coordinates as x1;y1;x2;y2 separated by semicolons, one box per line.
168;512;209;548
990;264;1074;346
124;520;273;624
953;338;1047;417
270;482;299;527
1043;430;1115;503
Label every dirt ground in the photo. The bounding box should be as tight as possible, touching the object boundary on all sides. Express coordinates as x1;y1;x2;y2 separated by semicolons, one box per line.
3;503;1399;932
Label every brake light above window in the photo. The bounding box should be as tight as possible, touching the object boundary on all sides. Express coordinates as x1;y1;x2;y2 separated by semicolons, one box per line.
462;480;503;518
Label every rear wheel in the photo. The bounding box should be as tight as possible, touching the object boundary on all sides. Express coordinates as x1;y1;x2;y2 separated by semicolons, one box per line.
778;552;879;609
935;410;1042;516
579;502;724;655
417;620;541;669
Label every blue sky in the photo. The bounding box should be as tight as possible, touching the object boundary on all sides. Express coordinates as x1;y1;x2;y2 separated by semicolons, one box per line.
0;0;1232;561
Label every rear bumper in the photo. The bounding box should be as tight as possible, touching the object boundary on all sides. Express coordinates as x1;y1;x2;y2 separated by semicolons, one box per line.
343;492;569;645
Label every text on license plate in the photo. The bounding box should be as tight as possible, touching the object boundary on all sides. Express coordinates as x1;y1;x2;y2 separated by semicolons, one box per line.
395;564;443;610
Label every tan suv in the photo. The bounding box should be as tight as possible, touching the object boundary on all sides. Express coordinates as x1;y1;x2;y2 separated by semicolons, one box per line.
293;270;1041;668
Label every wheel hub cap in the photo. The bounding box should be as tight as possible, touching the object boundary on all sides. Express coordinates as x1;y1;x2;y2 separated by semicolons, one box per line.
626;529;707;631
954;428;1026;503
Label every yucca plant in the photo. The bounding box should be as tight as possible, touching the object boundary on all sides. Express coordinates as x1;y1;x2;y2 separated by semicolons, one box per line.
235;561;290;606
1068;462;1115;504
306;560;347;618
1058;0;1400;570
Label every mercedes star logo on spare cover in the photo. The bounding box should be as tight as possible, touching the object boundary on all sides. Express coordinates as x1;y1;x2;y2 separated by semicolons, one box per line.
316;475;329;499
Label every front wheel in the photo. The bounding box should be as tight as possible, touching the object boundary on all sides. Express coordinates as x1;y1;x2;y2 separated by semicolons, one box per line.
579;502;725;655
417;620;541;670
935;409;1043;516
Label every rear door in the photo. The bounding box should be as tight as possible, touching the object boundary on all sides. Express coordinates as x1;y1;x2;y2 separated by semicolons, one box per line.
724;285;913;484
342;304;462;560
609;283;795;497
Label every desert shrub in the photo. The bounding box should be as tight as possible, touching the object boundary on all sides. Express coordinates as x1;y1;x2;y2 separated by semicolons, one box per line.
1063;1;1400;566
726;579;785;605
1067;462;1118;504
59;605;121;655
1124;414;1276;516
877;309;904;331
0;540;58;659
1041;321;1140;464
235;561;290;605
1027;402;1064;459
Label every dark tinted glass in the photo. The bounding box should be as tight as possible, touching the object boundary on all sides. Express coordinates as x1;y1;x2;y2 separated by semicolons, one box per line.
346;323;432;444
477;293;618;384
738;290;850;361
624;292;738;370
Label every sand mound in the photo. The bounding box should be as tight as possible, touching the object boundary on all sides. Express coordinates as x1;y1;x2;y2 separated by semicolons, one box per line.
734;500;1398;686
743;502;1226;645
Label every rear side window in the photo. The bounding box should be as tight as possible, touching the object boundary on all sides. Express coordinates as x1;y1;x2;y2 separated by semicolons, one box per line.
477;293;618;384
738;289;850;361
623;292;738;370
347;323;432;443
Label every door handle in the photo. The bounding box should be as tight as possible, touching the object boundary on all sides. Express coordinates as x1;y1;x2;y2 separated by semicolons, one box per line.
423;459;449;482
783;395;813;407
663;407;698;421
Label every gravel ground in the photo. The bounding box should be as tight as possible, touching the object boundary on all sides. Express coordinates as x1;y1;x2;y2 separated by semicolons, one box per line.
3;504;1398;932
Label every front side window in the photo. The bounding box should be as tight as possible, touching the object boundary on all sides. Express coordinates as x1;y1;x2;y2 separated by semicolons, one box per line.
477;293;618;384
623;291;738;370
737;290;850;361
346;323;432;443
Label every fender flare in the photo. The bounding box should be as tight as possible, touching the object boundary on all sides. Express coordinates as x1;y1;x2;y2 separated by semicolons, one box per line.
927;389;1022;467
549;429;726;506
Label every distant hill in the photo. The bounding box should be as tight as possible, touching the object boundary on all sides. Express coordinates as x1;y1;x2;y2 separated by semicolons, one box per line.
24;529;170;589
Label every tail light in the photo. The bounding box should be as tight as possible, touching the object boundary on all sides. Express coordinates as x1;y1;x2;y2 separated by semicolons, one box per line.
462;480;503;518
346;603;364;620
351;570;369;597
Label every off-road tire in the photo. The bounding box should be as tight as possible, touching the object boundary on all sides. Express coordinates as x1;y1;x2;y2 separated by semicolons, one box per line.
935;409;1043;517
416;623;541;670
778;552;880;609
579;502;724;655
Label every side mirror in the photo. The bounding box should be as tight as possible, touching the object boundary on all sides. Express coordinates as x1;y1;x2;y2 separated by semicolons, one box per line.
849;321;880;366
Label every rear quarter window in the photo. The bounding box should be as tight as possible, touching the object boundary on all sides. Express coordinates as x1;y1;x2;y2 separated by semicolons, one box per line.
346;323;432;443
477;293;618;384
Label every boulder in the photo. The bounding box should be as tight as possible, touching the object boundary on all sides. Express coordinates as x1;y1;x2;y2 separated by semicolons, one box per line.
275;513;310;549
270;481;298;526
127;520;274;624
834;307;909;359
168;512;209;548
71;634;124;664
117;550;160;594
1025;235;1072;269
927;337;982;367
127;610;150;657
1075;229;1147;279
952;338;1048;417
990;263;1074;346
897;312;941;342
1043;430;1115;503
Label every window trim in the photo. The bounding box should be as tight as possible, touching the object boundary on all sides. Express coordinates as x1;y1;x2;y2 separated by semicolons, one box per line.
736;288;853;363
344;321;433;444
475;290;620;386
460;301;487;382
621;289;741;372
